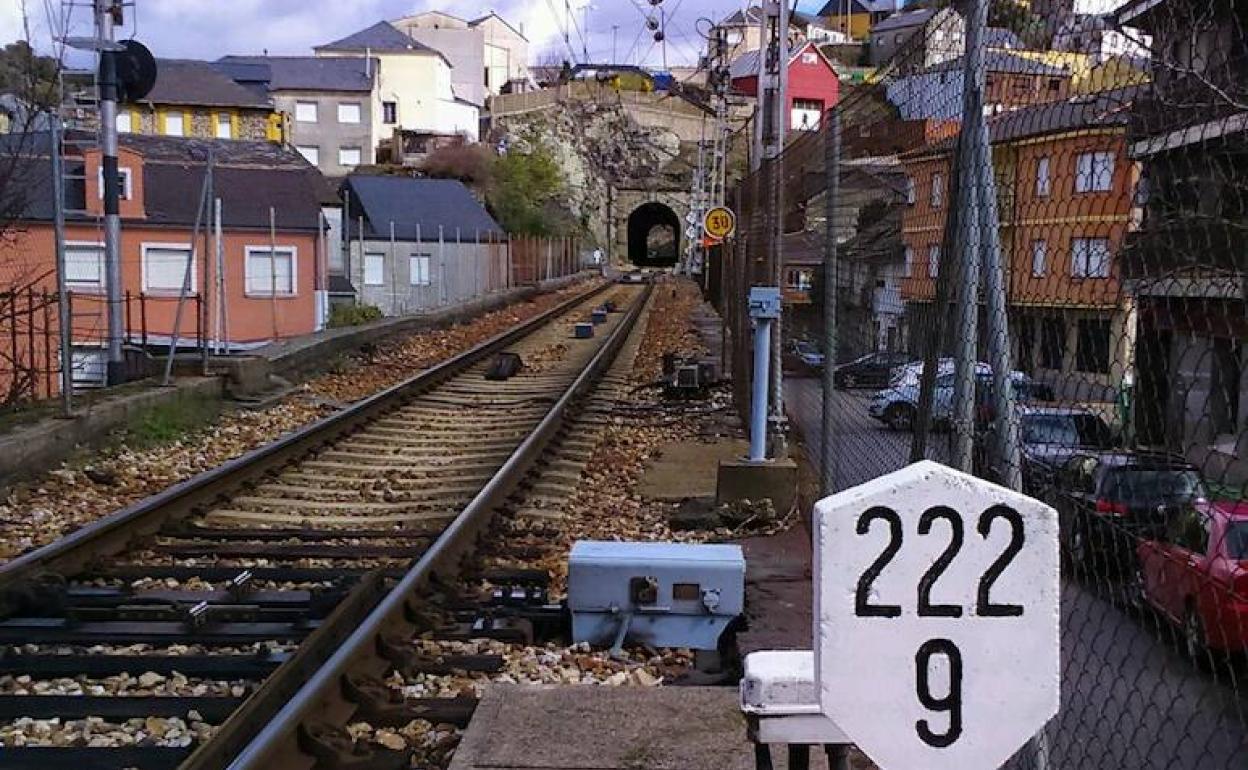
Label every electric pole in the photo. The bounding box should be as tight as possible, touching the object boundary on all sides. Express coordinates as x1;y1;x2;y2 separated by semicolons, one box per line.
754;0;790;456
96;0;125;384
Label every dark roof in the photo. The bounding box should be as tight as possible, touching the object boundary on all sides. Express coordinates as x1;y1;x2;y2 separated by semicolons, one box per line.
317;21;446;59
984;26;1023;49
926;50;1071;76
217;56;375;93
871;9;936;34
817;1;894;15
2;132;323;231
730;41;833;80
342;175;502;241
144;59;272;109
906;87;1139;156
985;86;1138;143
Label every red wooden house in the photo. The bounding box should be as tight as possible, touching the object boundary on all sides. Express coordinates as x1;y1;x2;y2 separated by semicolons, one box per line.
730;40;842;131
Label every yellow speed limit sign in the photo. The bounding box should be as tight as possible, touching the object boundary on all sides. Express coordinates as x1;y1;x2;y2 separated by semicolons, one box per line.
702;206;737;239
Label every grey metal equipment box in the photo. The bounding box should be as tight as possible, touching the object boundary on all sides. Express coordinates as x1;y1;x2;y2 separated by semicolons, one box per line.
568;541;746;651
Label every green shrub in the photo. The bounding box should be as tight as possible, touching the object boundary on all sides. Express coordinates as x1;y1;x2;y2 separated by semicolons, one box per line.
329;304;383;328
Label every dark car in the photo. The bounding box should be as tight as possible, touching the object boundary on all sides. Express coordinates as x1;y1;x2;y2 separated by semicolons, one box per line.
977;406;1116;493
833;352;912;389
1048;451;1208;574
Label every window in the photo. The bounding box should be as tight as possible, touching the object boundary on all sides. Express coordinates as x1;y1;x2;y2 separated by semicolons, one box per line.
1039;317;1065;370
163;111;184;136
1071;237;1111;278
364;252;385;286
215;113;232;139
142;244;194;293
931;172;944;208
801;51;818;64
338;146;362;167
296;145;320;165
246;246;297;295
791;98;824;130
409;254;431;285
1031;239;1047;277
97;166;133;201
1075;151;1114;192
1075;318;1111;374
382;101;397;124
115;111;132;133
905;176;916;205
64;243;105;290
1036;156;1051;197
337;102;361;124
903;245;913;277
927;245;940;278
785;268;813;291
1048;78;1062;92
295;101;318;123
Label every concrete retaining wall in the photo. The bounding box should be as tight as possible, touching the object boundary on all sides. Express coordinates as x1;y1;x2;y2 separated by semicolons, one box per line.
0;377;222;488
0;273;593;488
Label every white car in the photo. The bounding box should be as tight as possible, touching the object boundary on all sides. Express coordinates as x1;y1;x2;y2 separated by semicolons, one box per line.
888;358;991;389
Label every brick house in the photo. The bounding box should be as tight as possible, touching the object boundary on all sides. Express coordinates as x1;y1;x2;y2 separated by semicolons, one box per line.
0;133;326;393
899;88;1141;402
730;40;841;131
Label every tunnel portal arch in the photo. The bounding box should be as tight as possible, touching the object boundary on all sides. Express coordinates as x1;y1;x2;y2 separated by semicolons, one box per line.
626;201;682;267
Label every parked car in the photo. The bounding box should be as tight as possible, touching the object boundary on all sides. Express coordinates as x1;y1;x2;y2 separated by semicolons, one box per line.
790;340;826;371
976;406;1117;493
888;358;990;389
832;352;913;389
1135;501;1248;656
1048;451;1208;574
868;369;1032;432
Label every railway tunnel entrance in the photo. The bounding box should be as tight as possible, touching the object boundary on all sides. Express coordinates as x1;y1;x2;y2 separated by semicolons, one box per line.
627;201;681;267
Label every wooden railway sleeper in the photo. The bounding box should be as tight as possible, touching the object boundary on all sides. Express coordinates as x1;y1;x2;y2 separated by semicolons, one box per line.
341;671;479;728
297;721;410;770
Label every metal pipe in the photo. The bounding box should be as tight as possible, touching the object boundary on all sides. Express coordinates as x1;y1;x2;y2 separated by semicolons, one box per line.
200;154;213;374
49;115;73;415
950;0;987;472
269;206;278;340
750;317;772;463
161;156;212;386
96;0;124;384
820;110;841;496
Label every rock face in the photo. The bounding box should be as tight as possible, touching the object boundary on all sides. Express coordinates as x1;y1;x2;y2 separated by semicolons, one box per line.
492;93;694;250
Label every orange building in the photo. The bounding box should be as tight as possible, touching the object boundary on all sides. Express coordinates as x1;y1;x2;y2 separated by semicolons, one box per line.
0;133;326;394
899;88;1141;400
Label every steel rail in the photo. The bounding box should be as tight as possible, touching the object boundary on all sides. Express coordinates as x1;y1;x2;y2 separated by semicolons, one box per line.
0;281;611;602
226;282;653;770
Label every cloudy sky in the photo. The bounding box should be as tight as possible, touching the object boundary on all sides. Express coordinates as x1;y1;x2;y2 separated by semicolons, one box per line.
2;0;863;68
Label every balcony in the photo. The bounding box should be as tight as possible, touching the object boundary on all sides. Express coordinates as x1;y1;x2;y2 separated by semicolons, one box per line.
1123;220;1248;295
1129;60;1248;144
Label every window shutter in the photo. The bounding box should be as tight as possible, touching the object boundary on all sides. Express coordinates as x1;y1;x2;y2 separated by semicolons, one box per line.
364;253;385;286
64;244;104;288
145;246;193;291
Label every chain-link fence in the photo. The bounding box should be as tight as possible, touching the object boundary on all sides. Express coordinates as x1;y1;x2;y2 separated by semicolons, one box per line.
718;1;1246;767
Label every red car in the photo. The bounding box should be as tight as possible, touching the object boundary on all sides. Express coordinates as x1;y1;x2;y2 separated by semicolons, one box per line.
1136;501;1248;656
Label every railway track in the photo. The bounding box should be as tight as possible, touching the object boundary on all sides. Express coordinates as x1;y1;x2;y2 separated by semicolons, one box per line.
0;279;651;770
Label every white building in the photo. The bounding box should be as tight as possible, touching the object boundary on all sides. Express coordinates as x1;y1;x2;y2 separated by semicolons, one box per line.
390;10;530;107
316;21;479;147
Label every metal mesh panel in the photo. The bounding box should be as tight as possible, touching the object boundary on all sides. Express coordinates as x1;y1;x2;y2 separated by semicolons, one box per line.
718;1;1248;767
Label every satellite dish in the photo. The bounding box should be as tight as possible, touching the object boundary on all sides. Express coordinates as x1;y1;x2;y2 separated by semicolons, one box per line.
115;40;157;103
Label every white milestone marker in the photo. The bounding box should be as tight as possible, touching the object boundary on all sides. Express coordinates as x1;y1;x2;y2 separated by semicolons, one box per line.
813;460;1059;770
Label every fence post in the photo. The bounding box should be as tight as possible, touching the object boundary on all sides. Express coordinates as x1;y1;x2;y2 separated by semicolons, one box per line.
820;109;842;498
42;290;52;400
140;293;148;348
124;290;132;344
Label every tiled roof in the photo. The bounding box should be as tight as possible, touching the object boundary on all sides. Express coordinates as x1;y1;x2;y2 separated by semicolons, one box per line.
343;175;503;240
317;21;445;58
3;132;324;230
871;9;937;34
216;56;375;93
143;59;272;108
